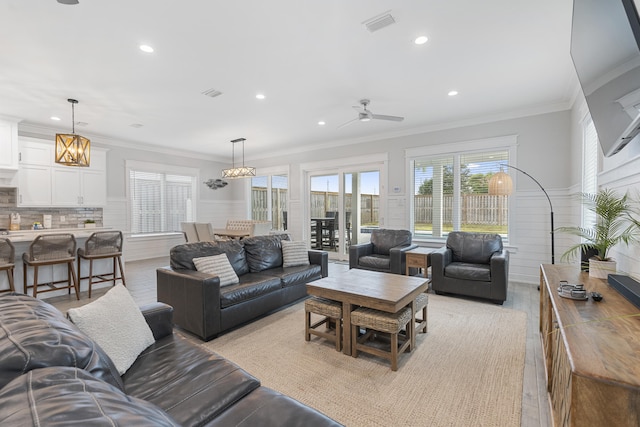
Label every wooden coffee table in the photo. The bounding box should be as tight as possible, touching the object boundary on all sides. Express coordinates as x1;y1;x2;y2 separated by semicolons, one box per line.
306;269;428;355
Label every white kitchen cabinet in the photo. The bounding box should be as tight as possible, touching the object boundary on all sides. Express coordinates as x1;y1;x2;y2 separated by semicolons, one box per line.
0;119;19;171
18;138;107;207
51;149;107;207
17;165;52;206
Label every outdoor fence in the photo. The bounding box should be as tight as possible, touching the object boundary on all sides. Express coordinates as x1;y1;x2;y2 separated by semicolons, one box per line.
251;189;508;228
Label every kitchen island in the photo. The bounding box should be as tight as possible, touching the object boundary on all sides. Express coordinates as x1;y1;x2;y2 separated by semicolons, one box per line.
1;228;123;298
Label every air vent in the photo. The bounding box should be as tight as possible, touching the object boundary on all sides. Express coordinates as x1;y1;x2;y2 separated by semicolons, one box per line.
202;88;223;98
362;11;395;33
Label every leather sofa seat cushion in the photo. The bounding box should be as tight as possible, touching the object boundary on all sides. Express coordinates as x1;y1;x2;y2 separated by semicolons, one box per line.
445;262;492;282
208;386;341;427
0;294;123;391
358;254;391;270
0;367;178;426
170;240;249;276
220;273;283;308
447;231;503;264
123;334;260;426
262;264;322;287
243;234;290;272
371;229;412;255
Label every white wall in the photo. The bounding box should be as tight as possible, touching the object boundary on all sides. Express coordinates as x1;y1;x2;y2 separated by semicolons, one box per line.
252;110;574;284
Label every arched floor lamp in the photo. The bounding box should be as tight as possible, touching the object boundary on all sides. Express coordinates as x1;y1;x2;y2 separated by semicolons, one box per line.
488;164;555;264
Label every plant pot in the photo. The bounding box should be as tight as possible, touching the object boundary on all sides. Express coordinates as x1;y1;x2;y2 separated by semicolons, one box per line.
588;258;616;279
84;223;96;229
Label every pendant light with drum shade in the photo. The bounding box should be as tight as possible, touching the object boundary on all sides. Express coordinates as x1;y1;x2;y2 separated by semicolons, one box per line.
221;138;256;178
55;99;90;167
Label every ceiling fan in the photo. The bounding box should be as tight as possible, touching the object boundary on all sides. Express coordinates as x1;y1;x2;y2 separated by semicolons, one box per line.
337;99;404;129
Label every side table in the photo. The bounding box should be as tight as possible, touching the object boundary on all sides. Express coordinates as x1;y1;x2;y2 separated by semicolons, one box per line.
405;247;433;279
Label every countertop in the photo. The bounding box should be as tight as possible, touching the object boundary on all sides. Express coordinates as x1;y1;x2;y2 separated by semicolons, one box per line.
2;227;112;243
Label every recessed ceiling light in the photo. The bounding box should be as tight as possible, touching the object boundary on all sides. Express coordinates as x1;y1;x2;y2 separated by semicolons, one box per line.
318;121;326;126
414;36;428;45
50;116;61;121
256;93;266;100
448;90;459;97
139;44;154;53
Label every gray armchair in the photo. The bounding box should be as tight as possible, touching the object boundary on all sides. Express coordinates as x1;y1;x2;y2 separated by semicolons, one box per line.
431;231;509;304
349;229;417;275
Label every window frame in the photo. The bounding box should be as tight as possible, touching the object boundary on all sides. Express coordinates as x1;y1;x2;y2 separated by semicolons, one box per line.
406;135;518;244
126;160;199;235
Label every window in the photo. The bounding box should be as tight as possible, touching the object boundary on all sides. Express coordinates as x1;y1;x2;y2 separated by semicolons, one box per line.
128;162;197;234
582;117;599;228
251;174;288;230
408;137;514;241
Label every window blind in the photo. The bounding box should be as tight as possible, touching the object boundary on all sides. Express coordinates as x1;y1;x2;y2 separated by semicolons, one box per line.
130;170;195;233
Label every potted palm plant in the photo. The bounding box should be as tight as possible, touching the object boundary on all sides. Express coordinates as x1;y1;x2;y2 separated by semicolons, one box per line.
558;189;638;278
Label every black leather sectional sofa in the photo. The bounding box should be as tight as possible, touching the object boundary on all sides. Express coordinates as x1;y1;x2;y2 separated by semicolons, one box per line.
0;293;341;426
157;234;328;341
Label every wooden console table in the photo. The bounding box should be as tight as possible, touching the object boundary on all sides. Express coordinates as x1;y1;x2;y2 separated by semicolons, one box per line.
539;264;640;427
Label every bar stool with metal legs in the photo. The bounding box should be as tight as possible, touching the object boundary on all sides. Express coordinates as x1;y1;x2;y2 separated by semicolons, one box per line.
0;238;16;293
23;233;79;300
77;231;125;298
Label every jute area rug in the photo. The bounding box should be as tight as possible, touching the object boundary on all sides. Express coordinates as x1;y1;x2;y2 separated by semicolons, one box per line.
202;294;527;427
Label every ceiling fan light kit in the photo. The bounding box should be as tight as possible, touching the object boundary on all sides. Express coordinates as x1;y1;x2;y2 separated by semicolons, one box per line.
338;99;404;129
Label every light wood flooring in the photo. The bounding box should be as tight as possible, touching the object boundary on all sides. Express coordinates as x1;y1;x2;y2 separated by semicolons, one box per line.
46;257;551;427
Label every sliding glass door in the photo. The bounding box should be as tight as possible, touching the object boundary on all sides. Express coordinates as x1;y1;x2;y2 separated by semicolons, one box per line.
309;169;380;260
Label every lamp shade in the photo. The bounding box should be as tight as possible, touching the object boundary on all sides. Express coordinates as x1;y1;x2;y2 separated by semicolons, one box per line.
488;171;513;195
55;133;91;167
221;166;256;179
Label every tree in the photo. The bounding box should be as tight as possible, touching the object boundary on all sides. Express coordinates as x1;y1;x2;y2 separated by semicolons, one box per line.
418;164;471;195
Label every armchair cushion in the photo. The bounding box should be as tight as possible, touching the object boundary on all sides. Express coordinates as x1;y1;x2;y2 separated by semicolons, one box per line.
447;231;503;264
445;262;491;281
371;229;413;255
358;254;390;270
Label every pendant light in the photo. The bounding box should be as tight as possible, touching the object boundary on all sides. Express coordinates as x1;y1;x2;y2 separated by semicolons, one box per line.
55;98;90;167
221;138;256;178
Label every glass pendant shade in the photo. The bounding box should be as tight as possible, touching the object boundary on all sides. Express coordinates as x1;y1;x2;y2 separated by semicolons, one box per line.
488;171;513;195
221;138;256;178
55;98;91;167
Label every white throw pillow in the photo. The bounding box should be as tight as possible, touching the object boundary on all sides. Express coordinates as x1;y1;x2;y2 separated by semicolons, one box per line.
193;253;239;286
282;240;310;268
67;284;155;375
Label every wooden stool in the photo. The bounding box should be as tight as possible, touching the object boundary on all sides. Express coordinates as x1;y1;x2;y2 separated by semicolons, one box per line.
23;233;79;300
305;296;343;351
0;238;15;293
351;306;413;371
77;231;125;298
414;293;428;335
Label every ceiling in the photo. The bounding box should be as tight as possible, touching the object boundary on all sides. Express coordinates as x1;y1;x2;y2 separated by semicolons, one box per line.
0;0;576;162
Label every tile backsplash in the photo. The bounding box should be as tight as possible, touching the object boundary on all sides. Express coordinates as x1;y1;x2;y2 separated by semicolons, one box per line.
0;188;103;230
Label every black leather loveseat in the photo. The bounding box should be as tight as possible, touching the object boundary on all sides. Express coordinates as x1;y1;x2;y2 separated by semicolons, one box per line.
157;234;328;341
0;293;341;426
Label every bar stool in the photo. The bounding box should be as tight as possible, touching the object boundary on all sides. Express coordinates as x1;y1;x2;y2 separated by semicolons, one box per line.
0;238;15;293
23;233;79;300
305;296;343;351
77;231;125;298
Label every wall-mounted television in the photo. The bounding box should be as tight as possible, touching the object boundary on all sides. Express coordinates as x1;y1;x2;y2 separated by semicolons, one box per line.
571;0;640;157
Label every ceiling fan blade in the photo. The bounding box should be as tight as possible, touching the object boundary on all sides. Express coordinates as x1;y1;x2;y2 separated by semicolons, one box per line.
371;114;404;122
337;118;358;129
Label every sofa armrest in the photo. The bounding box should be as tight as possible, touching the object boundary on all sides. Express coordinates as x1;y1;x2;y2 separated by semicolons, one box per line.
156;266;222;341
349;243;373;269
140;302;173;341
389;244;418;274
489;249;510;300
430;246;452;289
308;250;329;277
